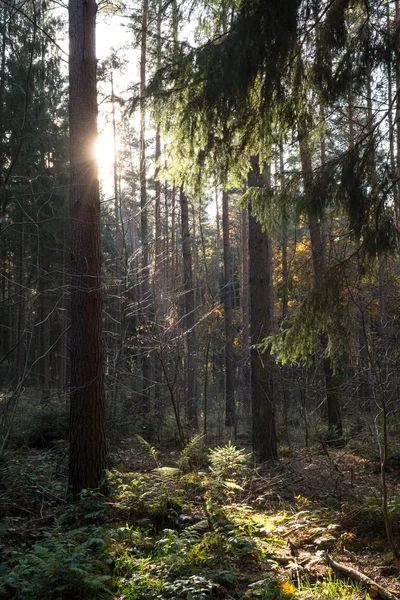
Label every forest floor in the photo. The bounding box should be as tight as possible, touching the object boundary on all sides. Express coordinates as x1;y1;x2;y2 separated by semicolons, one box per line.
0;436;399;600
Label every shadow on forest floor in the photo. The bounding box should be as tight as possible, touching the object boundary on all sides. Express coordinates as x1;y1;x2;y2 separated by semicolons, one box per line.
0;439;399;599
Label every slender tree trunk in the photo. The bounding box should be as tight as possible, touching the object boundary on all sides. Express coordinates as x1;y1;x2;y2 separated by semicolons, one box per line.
0;242;6;384
154;124;162;316
387;1;400;230
154;0;163;318
248;156;277;461
38;253;51;398
215;190;221;298
14;221;25;388
222;190;235;427
240;195;250;390
164;182;170;290
68;0;107;499
111;71;124;413
396;0;400;193
139;0;151;411
154;0;163;414
279;142;290;443
280;142;289;321
319;102;328;250
180;188;198;428
0;4;6;153
58;233;67;391
347;91;369;412
203;335;210;435
299;131;342;437
171;184;176;292
0;5;7;236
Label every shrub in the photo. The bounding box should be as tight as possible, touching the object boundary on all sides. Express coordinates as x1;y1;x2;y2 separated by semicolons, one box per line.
208;441;252;480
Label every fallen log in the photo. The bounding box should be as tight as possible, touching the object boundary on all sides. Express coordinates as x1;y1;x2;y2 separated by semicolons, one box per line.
326;555;399;600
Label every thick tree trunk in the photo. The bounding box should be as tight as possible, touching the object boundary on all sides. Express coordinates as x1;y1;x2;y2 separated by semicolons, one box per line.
180;188;198;428
248;156;277;461
222;190;235;427
68;0;107;499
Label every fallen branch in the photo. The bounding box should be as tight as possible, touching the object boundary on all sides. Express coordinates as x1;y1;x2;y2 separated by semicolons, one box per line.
326;555;399;600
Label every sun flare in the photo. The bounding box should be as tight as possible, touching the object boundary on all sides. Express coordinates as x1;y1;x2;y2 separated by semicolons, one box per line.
94;129;115;175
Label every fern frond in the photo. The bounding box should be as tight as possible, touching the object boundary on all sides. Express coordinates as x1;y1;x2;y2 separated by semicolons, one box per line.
180;434;205;459
177;434;206;472
136;435;161;467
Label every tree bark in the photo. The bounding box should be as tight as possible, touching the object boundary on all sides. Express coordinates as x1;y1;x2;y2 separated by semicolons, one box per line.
154;0;163;318
38;253;51;398
68;0;107;499
222;190;235;427
215;191;221;298
395;0;400;228
248;156;277;461
241;197;250;390
180;187;198;428
154;0;163;414
279;141;289;321
387;2;400;230
140;0;151;411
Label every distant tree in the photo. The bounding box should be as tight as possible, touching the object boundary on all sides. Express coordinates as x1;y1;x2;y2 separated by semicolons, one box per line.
139;0;151;411
222;190;235;427
180;188;198;428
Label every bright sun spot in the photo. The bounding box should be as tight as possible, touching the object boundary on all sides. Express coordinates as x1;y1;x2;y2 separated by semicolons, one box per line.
95;129;115;175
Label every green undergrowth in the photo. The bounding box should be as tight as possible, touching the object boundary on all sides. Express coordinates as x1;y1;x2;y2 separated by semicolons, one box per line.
0;442;386;599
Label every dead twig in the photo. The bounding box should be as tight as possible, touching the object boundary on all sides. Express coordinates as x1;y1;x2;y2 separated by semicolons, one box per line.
326;555;399;600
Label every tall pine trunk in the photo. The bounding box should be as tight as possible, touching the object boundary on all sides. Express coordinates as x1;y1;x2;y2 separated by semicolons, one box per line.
248;156;277;461
68;0;107;499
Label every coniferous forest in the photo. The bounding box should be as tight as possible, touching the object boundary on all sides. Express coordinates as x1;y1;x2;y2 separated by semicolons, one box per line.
1;0;400;598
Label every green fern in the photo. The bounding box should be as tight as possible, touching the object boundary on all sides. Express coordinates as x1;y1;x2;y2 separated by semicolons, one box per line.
136;435;161;467
177;434;206;472
0;526;113;599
